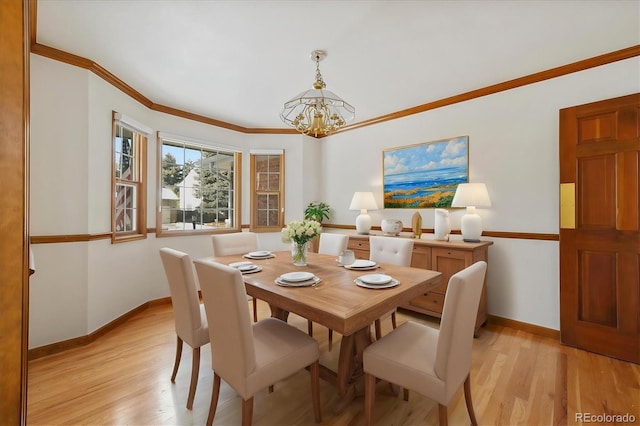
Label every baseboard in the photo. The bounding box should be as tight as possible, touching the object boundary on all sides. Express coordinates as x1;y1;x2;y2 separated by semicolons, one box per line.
28;297;171;361
28;299;559;360
487;314;560;340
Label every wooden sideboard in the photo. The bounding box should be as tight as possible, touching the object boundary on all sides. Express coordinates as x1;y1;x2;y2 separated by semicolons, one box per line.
347;234;492;333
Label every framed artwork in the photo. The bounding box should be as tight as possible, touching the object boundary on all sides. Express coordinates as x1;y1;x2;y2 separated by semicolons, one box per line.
383;136;469;208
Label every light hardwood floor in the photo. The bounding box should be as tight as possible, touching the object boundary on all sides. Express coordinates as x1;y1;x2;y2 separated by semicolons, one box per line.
27;301;639;425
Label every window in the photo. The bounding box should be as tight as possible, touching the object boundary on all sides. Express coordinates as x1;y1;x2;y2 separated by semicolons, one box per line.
250;150;284;232
112;112;148;243
157;133;241;236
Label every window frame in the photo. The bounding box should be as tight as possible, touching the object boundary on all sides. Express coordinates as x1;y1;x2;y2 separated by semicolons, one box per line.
111;111;148;243
250;150;285;232
156;132;242;237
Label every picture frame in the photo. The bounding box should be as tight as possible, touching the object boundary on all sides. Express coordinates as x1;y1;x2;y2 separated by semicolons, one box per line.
383;136;469;208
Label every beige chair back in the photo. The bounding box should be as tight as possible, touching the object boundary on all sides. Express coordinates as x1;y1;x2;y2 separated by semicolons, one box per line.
317;233;349;256
435;261;487;391
194;259;256;392
159;248;207;347
369;236;414;266
211;232;258;256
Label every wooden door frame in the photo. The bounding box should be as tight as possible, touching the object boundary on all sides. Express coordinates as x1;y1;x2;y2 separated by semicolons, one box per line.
0;0;30;423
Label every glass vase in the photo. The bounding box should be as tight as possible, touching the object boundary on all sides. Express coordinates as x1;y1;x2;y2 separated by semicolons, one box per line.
291;241;308;266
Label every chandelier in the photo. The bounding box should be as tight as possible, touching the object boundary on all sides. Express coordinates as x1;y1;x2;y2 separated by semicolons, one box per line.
280;50;355;137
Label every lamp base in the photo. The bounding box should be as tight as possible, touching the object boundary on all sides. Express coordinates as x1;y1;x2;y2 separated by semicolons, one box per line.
460;208;483;242
355;213;372;235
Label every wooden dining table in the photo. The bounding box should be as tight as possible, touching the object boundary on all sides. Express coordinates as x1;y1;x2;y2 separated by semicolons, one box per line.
205;250;442;412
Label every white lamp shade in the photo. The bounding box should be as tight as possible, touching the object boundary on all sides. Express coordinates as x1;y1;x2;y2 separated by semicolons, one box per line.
349;192;378;211
451;183;491;208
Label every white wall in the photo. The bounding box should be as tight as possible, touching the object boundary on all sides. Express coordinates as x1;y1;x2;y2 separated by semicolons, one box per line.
28;53;639;348
323;57;640;330
29;55;304;348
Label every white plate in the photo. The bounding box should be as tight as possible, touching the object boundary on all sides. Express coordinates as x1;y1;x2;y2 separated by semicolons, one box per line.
358;274;393;285
275;276;320;287
238;264;259;272
229;261;254;268
280;271;314;282
241;266;262;274
355;279;399;289
248;250;271;258
344;260;377;270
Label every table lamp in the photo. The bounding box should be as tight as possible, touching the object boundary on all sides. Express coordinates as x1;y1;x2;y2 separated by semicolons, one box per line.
451;183;491;242
349;192;378;234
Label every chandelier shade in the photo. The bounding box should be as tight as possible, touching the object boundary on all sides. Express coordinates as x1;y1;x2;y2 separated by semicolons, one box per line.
280;50;355;137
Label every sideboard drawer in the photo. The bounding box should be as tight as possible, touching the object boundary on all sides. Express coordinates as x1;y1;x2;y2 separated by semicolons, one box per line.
347;238;370;260
409;292;445;315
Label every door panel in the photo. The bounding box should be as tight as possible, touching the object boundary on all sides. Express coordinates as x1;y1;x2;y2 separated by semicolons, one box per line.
578;155;616;228
560;93;640;364
578;250;616;327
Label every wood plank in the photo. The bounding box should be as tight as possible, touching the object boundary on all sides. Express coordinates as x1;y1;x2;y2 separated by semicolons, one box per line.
26;302;640;425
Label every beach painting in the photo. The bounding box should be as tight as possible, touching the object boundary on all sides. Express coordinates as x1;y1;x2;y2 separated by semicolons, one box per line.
383;136;469;208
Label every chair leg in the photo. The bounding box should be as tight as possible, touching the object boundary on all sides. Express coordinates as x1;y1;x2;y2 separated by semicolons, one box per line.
364;373;376;426
464;374;479;426
171;336;183;382
206;373;221;426
252;297;258;322
242;397;254;426
328;329;333;351
374;319;382;340
310;360;322;423
307;319;313;337
403;388;409;401
268;385;274;393
391;310;397;329
438;404;448;426
186;347;200;409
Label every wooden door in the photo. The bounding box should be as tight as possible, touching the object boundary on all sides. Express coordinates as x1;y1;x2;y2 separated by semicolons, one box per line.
559;93;640;364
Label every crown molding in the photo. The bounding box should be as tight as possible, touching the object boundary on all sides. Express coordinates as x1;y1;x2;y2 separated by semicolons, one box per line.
28;0;640;138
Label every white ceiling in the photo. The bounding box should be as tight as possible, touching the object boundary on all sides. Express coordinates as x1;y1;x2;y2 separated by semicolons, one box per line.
36;0;639;130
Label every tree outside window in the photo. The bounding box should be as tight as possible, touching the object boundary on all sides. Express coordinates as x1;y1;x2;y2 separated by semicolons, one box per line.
157;135;241;236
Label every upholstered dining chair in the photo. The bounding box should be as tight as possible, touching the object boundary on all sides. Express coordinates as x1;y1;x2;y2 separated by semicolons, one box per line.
363;261;488;426
211;232;260;322
311;233;350;348
368;235;414;339
194;258;322;426
159;248;210;410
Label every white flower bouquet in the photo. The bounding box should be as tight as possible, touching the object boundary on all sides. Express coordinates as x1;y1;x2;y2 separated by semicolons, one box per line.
281;220;321;266
281;220;322;245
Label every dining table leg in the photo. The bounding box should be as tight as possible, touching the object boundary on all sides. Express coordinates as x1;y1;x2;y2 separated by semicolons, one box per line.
333;325;373;414
266;302;375;414
269;305;290;322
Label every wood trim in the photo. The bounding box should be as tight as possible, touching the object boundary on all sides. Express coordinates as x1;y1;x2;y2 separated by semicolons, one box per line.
30;233;112;244
28;298;171;360
29;37;639;138
336;45;640;134
30;43;295;135
481;230;559;241
487;314;560;340
0;1;30;423
30;226;558;243
28;0;36;46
